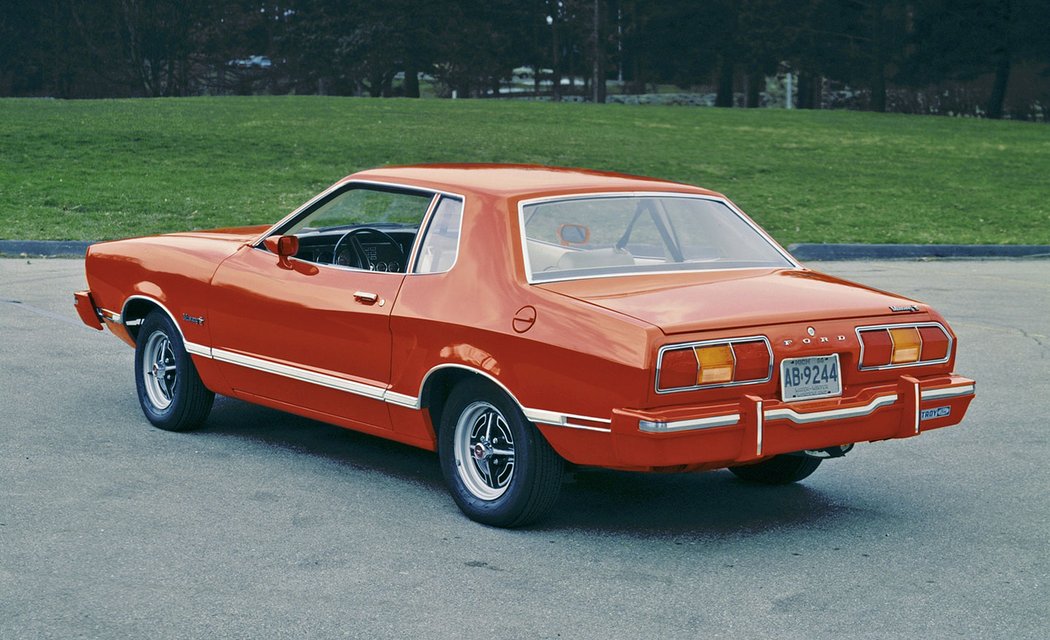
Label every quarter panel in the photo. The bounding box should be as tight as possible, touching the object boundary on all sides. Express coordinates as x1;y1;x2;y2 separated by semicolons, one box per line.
389;193;656;438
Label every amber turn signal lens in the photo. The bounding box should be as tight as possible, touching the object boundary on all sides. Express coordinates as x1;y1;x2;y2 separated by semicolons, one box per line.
696;344;734;384
889;327;922;364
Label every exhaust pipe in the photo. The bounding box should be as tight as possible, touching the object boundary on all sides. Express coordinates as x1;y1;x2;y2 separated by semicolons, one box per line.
793;443;854;459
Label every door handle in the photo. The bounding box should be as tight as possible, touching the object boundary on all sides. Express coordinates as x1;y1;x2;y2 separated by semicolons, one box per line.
353;291;380;305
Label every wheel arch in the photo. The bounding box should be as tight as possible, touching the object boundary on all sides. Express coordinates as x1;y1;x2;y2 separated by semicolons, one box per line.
419;364;529;437
121;295;183;345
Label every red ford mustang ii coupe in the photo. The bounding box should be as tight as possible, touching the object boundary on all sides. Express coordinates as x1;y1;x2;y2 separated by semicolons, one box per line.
75;164;975;527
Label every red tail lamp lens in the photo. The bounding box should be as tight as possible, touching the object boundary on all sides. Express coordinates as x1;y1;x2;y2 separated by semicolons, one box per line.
659;348;699;390
860;329;893;367
732;340;770;381
919;326;949;360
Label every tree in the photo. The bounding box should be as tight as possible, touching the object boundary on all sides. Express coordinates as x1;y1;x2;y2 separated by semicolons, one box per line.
904;0;1050;118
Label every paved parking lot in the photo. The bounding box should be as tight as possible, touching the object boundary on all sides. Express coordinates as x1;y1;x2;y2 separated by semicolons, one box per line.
1;257;1047;639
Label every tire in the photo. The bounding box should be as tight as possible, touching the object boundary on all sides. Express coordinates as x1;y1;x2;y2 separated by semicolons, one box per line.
134;310;214;432
728;454;822;484
438;378;564;527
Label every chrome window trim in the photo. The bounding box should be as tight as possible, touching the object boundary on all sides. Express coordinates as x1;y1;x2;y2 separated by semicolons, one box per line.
410;195;466;275
855;322;953;371
404;193;441;273
516;191;801;285
655;336;773;394
252;179;467;278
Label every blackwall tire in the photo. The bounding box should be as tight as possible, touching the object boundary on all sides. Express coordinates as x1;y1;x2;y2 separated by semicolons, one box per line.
134;310;214;432
438;378;563;527
728;454;822;484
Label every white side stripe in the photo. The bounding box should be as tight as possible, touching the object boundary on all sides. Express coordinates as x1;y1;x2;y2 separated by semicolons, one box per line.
210;347;386;400
185;344;610;432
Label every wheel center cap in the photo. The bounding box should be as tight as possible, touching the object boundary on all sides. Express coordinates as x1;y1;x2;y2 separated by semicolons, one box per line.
472;442;490;461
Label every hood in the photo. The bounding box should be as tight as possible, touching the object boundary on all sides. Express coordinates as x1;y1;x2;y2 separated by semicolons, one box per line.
166;224;270;244
537;268;924;335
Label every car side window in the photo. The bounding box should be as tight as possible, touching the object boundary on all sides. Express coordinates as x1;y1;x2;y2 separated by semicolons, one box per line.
273;185;435;272
414;197;463;274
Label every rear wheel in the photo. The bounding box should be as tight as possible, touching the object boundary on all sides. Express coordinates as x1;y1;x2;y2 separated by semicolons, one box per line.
438;378;563;527
728;454;822;484
134;310;214;431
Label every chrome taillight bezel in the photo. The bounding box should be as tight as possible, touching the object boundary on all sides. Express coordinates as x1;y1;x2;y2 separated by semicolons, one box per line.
655;336;773;394
855;322;953;371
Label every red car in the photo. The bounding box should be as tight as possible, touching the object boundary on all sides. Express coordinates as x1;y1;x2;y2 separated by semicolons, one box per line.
75;165;975;527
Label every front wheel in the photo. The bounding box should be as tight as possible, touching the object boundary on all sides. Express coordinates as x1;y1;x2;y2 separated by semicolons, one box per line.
134;310;214;431
728;454;822;484
438;379;563;527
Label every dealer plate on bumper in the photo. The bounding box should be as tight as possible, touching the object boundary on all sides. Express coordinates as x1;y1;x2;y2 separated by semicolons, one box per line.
780;354;842;401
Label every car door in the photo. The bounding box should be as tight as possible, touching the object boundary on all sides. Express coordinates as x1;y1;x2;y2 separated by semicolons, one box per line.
205;183;436;431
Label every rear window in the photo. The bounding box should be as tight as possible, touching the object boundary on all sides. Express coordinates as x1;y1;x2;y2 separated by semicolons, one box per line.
520;195;793;282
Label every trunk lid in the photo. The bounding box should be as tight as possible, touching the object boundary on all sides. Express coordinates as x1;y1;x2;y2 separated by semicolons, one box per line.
537;268;922;334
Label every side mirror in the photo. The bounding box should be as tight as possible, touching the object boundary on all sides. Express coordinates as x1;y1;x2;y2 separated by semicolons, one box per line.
558;223;590;246
263;234;299;267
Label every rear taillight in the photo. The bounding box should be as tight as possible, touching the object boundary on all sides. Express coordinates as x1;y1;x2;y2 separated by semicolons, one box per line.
857;323;952;369
657;337;772;392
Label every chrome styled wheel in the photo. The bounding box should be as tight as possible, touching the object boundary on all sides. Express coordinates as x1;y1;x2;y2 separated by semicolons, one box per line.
133;310;214;432
438;378;564;527
141;330;178;411
454;401;516;501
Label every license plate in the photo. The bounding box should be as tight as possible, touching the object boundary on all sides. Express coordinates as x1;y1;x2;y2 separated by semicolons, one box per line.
780;354;842;401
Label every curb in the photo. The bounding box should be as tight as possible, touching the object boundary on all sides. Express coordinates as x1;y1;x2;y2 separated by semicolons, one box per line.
788;243;1050;261
3;239;1049;261
0;240;93;257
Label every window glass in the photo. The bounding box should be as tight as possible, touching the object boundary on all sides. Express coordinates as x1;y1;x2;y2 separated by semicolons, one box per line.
414;197;463;274
286;187;432;234
521;195;792;281
272;185;434;272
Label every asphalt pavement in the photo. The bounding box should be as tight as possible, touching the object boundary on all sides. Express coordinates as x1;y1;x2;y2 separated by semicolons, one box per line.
1;257;1047;639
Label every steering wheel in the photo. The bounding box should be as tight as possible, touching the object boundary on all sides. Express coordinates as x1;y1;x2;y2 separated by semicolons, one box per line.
332;227;405;272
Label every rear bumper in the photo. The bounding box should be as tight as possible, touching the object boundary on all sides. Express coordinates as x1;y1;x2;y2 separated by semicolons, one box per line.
541;373;974;471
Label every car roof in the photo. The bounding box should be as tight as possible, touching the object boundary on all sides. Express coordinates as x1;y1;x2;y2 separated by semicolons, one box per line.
345;164;723;200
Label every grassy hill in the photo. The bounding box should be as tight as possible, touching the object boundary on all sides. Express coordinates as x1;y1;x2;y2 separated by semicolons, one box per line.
1;96;1047;243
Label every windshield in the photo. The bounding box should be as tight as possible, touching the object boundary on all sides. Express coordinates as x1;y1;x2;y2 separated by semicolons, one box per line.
520;195;793;282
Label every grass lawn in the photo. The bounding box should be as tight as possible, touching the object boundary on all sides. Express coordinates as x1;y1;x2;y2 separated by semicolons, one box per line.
0;96;1047;243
